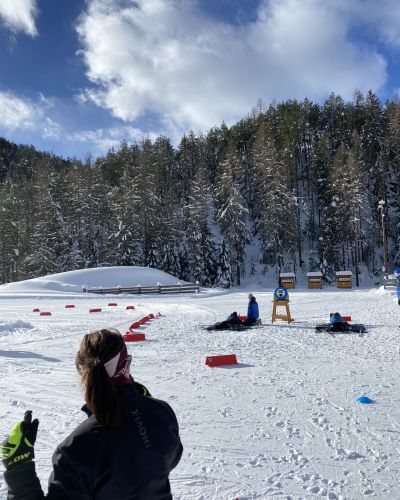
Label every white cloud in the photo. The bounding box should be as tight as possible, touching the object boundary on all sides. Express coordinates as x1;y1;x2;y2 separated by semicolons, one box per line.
0;91;39;130
42;118;62;140
0;0;38;37
69;125;159;153
341;0;400;48
0;90;63;141
75;0;389;134
0;89;171;158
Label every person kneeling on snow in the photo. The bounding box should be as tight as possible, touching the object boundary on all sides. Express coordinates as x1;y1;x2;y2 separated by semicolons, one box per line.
329;312;348;331
2;328;183;500
244;294;259;326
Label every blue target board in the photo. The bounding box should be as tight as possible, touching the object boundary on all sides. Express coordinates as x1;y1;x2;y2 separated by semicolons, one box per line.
274;286;288;301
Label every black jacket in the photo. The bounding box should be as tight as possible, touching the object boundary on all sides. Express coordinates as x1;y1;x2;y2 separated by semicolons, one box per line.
5;383;183;500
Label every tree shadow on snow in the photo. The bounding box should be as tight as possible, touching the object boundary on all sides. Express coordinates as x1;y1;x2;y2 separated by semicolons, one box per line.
0;350;60;363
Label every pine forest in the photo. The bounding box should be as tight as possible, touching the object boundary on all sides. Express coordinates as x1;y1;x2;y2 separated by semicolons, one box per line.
1;91;400;287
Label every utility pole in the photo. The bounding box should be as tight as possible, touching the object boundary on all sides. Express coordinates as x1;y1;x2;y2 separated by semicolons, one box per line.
378;200;388;278
353;218;360;287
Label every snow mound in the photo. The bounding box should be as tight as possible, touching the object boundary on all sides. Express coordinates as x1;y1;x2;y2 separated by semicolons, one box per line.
0;267;187;295
0;320;33;333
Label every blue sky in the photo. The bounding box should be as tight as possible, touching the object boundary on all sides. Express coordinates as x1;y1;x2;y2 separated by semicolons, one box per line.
0;0;399;160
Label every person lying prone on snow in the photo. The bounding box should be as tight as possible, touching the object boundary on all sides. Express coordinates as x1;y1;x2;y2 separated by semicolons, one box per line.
329;312;348;331
212;311;243;329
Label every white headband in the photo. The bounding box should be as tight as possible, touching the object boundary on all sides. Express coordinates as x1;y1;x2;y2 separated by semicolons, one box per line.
103;352;120;377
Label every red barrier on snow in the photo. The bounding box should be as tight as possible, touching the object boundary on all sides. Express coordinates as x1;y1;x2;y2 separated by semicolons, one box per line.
126;306;135;310
89;308;102;313
40;312;52;316
32;308;40;312
205;354;238;367
148;313;155;319
65;305;75;308
123;332;146;342
130;321;141;329
239;315;247;321
108;303;118;306
139;317;148;325
342;316;352;322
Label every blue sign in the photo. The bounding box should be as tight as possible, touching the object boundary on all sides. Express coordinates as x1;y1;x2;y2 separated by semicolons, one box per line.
274;286;288;301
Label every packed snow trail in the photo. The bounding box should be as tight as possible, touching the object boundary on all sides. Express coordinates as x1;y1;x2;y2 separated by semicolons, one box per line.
0;288;399;499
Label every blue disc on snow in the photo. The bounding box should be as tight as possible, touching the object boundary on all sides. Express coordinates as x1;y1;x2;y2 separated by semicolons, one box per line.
394;268;400;276
274;286;288;301
356;396;374;404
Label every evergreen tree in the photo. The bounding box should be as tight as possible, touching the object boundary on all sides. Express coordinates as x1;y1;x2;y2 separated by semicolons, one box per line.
251;125;298;272
0;182;22;282
182;173;217;285
215;142;248;285
107;151;143;266
23;170;63;278
216;239;232;287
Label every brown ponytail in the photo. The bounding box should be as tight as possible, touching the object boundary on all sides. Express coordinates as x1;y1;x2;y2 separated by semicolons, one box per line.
75;328;125;427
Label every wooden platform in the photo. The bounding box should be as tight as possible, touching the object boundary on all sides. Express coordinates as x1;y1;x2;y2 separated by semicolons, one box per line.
272;299;293;323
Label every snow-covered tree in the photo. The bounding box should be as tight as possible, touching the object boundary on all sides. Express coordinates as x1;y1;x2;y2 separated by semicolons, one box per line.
216;239;232;287
215;142;248;285
182;173;217;285
251;125;298;272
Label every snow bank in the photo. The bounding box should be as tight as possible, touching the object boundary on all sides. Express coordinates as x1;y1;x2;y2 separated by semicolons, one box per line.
0;267;186;295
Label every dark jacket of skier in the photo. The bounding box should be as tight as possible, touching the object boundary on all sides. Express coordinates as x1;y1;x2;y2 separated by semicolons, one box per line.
4;329;183;500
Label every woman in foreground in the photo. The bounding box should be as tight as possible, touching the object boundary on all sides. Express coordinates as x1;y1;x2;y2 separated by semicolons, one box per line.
2;328;183;499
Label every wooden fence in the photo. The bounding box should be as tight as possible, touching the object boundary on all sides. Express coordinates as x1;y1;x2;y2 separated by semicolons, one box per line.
83;283;200;295
383;277;398;289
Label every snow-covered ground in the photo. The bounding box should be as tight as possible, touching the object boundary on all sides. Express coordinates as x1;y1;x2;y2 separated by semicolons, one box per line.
0;270;399;499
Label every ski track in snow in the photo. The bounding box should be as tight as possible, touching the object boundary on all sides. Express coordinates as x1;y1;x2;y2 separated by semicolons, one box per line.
0;289;399;499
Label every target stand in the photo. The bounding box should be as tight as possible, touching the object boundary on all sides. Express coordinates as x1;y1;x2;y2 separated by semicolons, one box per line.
272;286;293;323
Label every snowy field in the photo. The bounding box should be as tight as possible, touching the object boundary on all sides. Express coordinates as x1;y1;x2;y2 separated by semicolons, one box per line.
0;278;399;498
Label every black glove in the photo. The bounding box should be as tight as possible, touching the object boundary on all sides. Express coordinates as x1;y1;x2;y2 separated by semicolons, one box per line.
2;411;39;470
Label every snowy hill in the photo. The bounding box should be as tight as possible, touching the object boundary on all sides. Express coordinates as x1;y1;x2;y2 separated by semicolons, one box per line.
0;266;188;295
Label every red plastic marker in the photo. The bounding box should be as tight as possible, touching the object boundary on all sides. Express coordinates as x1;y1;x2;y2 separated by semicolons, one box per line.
205;354;238;367
123;332;145;342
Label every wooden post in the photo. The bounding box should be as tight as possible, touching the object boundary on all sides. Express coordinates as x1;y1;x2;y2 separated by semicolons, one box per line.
379;200;389;278
272;299;293;323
